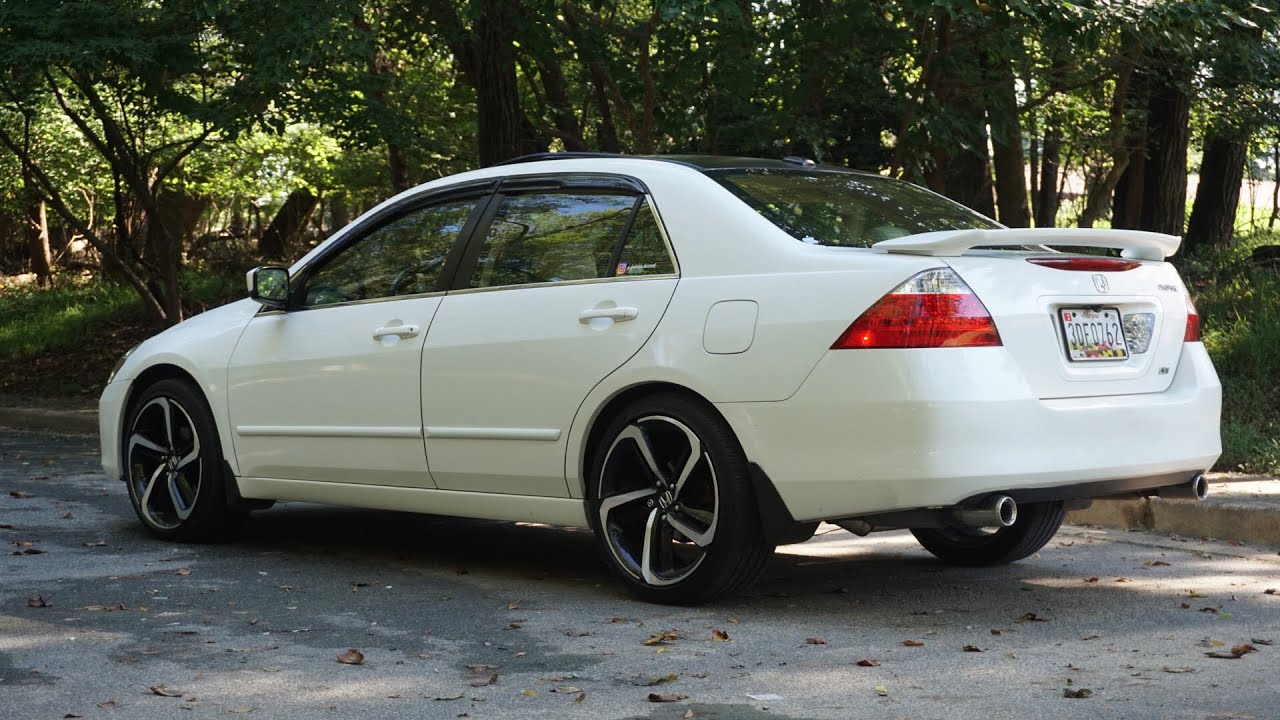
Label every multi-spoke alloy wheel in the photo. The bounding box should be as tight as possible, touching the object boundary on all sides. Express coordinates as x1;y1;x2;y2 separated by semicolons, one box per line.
589;393;773;604
123;379;239;541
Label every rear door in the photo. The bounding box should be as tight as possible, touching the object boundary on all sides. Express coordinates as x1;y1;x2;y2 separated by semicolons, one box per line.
944;252;1191;399
421;175;678;497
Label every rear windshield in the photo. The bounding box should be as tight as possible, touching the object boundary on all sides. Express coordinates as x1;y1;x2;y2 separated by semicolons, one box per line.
710;169;999;248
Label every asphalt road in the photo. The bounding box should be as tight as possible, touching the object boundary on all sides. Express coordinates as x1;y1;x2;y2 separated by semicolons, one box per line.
2;428;1278;720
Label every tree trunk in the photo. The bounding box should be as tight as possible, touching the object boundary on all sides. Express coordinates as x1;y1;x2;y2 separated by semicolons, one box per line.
1186;132;1250;251
475;0;524;166
924;14;994;217
1035;127;1062;227
23;186;53;286
1271;136;1279;229
259;188;318;261
986;50;1030;227
387;143;410;193
1139;65;1192;235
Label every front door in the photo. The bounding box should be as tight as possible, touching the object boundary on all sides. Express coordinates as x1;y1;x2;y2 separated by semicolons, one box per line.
422;183;679;496
227;193;485;487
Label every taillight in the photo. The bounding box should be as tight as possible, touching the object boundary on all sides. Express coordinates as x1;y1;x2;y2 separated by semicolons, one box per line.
1026;257;1141;272
832;269;1002;349
1184;295;1201;342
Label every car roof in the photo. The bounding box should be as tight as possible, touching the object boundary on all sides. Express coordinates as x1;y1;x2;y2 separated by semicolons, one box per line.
496;152;868;174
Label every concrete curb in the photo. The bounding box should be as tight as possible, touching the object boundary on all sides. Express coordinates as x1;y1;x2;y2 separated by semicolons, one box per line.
1068;480;1280;547
0;405;98;435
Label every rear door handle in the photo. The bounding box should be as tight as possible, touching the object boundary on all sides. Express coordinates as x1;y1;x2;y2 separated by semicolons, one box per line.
372;324;420;340
578;307;639;324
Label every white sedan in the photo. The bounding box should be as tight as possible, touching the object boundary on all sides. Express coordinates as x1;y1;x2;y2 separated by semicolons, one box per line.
100;154;1221;604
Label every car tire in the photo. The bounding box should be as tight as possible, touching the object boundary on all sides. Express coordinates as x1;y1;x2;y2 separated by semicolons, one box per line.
910;500;1066;566
122;378;243;542
587;392;773;605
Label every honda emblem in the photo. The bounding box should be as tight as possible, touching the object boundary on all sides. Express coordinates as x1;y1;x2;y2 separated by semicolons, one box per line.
1092;274;1110;293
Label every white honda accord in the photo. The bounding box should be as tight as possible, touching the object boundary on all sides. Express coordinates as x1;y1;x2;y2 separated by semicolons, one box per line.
100;154;1221;604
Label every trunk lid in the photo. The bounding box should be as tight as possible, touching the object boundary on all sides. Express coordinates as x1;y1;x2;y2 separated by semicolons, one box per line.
873;228;1192;400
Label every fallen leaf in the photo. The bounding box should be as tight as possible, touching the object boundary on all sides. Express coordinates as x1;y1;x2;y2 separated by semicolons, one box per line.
990;629;1002;636
336;648;365;665
1144;560;1171;567
27;595;48;608
465;663;498;671
565;630;592;637
575;692;586;703
1180;603;1192;609
63;714;82;718
469;673;497;688
682;709;693;718
550;686;582;694
746;693;782;701
1251;638;1273;646
1205;644;1257;659
520;689;537;697
901;640;925;647
1084;577;1099;583
507;600;521;610
9;490;31;498
643;631;681;646
506;623;523;630
174;568;191;576
83;541;106;547
855;659;880;667
630;672;679;686
350;582;369;591
226;707;255;714
874;685;889;697
711;629;730;641
727;617;739;624
962;644;984;652
804;637;826;645
1265;589;1277;595
1114;577;1131;583
1063;688;1092;698
610;616;628;623
433;693;465;701
648;693;688;703
13;547;44;555
1162;666;1196;673
1019;613;1051;622
1200;607;1219;614
1187;591;1207;598
149;685;183;697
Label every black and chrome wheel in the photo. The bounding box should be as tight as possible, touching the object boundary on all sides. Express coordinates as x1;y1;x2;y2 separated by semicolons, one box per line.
124;379;240;541
911;501;1066;566
588;393;773;604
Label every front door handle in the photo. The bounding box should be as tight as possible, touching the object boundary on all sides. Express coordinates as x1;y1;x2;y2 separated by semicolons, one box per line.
372;323;420;340
578;306;639;324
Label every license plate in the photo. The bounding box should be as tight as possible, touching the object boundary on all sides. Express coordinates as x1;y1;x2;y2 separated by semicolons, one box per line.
1059;307;1129;361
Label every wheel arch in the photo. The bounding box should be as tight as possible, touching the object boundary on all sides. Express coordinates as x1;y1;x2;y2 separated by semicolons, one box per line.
121;359;241;479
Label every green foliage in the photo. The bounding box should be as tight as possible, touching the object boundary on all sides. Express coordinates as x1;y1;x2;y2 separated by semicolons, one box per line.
1183;229;1280;474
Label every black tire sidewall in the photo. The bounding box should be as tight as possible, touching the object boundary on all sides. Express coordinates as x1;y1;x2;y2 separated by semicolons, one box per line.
587;392;771;605
123;378;233;542
911;501;1066;566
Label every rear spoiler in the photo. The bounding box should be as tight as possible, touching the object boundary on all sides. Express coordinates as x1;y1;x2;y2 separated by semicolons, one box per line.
872;228;1181;262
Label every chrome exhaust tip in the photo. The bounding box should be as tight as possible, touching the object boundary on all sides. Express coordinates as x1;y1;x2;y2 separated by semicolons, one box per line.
1156;474;1209;501
951;495;1018;528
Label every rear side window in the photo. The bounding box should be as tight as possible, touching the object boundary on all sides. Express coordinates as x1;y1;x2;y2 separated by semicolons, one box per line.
711;169;998;248
469;191;675;288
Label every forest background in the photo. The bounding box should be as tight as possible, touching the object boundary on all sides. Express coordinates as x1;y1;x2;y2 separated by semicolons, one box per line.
0;0;1277;471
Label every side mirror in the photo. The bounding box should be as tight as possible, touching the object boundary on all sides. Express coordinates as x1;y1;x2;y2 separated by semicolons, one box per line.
247;266;290;308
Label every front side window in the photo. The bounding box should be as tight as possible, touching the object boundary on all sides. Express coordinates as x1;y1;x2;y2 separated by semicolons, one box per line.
711;169;999;248
470;192;638;289
302;198;478;307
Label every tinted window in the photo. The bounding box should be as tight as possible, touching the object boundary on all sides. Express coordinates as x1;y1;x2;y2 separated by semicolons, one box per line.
470;192;636;288
302;198;477;307
711;170;998;248
613;200;674;277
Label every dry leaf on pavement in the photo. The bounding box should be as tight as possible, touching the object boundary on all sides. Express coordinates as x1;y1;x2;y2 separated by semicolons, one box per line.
874;685;889;696
174;568;191;576
1018;612;1050;622
1205;644;1257;659
465;663;497;671
470;673;497;688
902;640;925;647
643;631;681;646
9;490;31;498
574;692;586;703
711;629;730;641
630;672;678;686
1063;688;1093;698
648;693;688;703
27;595;48;608
855;659;880;667
804;637;826;645
149;686;183;697
336;648;365;665
962;644;984;652
1162;666;1196;673
550;686;582;694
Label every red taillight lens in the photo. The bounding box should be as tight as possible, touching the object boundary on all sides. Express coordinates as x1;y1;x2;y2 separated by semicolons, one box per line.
1026;257;1141;272
832;269;1002;349
1184;295;1201;342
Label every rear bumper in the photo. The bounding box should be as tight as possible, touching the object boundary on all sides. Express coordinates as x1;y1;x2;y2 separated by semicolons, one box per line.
717;343;1221;523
